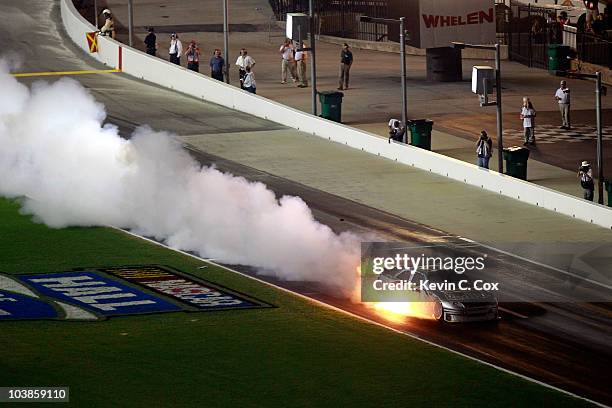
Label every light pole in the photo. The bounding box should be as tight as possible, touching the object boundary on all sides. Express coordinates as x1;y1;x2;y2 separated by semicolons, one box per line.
94;0;99;28
223;0;230;83
360;15;408;140
127;0;134;47
399;17;407;137
309;0;317;115
571;71;606;204
596;71;604;204
452;42;503;173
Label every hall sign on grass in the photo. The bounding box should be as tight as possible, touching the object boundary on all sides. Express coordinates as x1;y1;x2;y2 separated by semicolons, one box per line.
387;0;496;49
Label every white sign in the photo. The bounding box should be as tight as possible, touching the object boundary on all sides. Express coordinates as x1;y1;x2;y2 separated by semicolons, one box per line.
418;0;495;49
286;13;309;41
471;66;495;94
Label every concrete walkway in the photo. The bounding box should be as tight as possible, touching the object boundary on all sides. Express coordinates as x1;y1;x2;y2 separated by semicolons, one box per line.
101;0;612;204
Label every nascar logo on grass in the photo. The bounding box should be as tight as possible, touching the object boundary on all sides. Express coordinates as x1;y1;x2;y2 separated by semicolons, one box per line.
0;266;270;321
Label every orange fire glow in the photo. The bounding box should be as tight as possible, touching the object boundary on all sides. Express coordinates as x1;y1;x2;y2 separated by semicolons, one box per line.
367;302;435;323
355;266;435;323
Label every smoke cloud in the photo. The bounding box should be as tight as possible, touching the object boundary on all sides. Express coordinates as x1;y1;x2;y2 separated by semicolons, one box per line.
0;62;361;295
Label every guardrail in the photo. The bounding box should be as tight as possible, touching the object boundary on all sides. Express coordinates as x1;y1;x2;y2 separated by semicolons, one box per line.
60;0;612;229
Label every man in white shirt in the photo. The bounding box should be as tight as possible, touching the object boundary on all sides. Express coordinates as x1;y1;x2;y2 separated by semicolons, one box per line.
554;80;571;129
294;42;308;88
279;39;297;84
169;33;183;66
235;49;256;89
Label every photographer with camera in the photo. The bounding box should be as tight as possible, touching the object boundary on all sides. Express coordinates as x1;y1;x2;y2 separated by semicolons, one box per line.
578;161;595;201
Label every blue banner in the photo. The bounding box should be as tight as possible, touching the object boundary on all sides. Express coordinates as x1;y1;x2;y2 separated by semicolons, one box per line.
18;271;181;316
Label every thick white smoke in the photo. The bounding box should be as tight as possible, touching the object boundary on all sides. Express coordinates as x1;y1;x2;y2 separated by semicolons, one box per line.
0;62;361;295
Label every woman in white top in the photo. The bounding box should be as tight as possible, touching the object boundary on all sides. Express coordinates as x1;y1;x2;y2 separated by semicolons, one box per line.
169;33;183;65
243;66;256;94
520;97;536;145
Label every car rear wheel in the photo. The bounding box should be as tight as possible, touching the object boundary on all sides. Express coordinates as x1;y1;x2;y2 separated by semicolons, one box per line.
432;300;444;321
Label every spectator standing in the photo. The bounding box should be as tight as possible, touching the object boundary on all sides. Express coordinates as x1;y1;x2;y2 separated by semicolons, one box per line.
279;39;296;84
554;80;571;129
476;130;493;169
520;97;536;145
99;9;115;39
243;66;256;94
210;49;225;81
387;119;405;143
235;48;256;89
185;40;201;72
295;42;308;88
169;33;182;65
144;27;157;56
578;161;595;201
338;43;353;90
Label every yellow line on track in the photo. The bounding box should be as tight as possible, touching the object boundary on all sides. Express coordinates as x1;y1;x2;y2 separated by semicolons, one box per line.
11;69;121;78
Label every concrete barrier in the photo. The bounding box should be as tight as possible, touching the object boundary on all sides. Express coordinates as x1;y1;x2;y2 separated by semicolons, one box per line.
61;0;612;229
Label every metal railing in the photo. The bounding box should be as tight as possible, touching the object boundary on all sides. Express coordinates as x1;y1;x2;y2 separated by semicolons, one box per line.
269;0;387;41
576;30;612;68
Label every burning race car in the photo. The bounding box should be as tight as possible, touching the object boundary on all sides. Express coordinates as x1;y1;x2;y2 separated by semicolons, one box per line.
377;269;499;323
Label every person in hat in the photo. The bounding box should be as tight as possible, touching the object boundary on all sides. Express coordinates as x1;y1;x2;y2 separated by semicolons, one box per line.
144;27;157;56
578;161;595;201
476;130;493;169
99;9;115;39
169;33;183;65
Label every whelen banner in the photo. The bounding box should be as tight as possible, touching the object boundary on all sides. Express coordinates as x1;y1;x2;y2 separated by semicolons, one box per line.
388;0;496;49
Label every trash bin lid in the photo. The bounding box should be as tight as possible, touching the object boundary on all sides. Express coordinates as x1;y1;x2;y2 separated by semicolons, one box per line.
504;146;530;158
504;146;528;152
318;91;344;97
407;119;433;127
407;119;428;125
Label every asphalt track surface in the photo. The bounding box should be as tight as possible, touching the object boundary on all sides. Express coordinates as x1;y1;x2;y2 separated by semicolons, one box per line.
2;0;612;405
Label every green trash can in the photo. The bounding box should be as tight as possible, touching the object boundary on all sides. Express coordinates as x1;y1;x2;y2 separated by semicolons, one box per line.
407;119;434;150
605;180;612;207
318;91;344;123
503;146;530;180
548;44;570;73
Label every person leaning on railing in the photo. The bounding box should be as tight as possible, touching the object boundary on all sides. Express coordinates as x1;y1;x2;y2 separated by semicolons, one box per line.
99;8;115;39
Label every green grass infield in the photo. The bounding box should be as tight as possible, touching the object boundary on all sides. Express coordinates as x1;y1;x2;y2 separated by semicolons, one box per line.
0;198;592;407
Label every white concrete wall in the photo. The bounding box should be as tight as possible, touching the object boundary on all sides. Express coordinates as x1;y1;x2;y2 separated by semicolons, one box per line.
61;0;612;229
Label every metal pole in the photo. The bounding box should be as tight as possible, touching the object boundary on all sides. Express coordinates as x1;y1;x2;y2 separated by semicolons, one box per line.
223;0;230;83
596;71;604;204
94;0;99;28
495;42;504;173
309;0;317;115
127;0;134;47
400;17;407;143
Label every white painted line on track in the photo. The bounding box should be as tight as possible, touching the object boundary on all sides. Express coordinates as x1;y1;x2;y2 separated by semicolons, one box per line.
458;236;612;292
115;227;609;408
499;307;529;319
